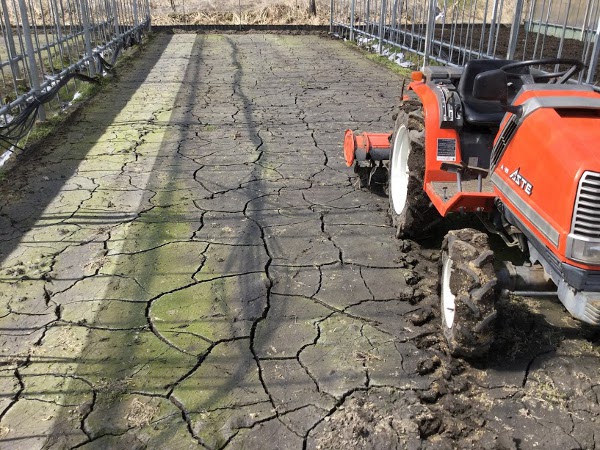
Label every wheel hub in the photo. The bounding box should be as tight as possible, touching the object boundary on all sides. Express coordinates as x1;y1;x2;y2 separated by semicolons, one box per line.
390;125;410;215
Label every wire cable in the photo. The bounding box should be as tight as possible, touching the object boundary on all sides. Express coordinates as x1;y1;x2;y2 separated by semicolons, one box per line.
0;73;99;151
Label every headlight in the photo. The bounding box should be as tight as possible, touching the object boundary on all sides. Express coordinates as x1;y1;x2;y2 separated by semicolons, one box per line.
568;236;600;265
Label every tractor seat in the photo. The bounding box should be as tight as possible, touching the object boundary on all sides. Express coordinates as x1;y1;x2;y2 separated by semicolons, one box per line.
458;59;515;126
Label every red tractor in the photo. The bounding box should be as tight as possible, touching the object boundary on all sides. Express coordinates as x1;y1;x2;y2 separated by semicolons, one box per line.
344;58;600;357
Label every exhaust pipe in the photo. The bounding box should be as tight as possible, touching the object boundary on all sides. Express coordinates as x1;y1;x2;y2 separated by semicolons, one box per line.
344;130;392;167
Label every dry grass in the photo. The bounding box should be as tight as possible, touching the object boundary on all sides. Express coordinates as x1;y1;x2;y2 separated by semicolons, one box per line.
150;0;330;26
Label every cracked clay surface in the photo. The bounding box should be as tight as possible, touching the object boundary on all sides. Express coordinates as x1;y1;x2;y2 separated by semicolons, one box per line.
0;34;598;449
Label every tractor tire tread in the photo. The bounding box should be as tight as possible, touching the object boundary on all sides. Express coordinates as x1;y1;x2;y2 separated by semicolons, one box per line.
474;310;498;333
473;249;495;268
441;228;498;359
388;98;439;239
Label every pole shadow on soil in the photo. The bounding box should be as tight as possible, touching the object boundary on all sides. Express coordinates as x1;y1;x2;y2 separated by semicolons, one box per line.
48;33;217;447
35;32;314;448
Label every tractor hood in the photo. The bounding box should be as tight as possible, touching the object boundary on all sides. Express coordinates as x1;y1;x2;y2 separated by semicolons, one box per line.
491;91;600;268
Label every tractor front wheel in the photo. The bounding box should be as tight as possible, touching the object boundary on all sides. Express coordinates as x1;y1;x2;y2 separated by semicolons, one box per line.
388;96;437;238
440;228;498;358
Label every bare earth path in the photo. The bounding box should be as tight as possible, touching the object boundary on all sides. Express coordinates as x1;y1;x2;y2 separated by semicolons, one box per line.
0;33;598;450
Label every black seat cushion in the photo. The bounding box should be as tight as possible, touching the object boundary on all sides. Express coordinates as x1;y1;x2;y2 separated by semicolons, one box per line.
458;59;514;126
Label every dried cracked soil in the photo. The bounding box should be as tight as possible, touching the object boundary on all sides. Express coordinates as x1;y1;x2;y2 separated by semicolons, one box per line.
0;33;598;449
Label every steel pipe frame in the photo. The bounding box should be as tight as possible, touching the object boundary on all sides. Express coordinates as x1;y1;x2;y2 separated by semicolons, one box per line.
331;0;600;83
17;0;45;120
378;0;387;54
0;18;149;118
0;0;150;122
1;0;20;79
335;18;496;67
0;21;116;68
588;10;600;83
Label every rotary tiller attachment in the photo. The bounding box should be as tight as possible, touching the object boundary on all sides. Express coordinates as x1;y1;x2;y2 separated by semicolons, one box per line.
343;130;392;189
343;130;392;166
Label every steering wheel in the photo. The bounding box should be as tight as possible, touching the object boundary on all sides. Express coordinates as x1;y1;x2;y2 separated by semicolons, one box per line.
501;58;585;84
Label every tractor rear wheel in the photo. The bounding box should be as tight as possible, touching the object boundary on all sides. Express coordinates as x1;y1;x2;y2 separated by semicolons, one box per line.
388;96;437;238
440;228;498;358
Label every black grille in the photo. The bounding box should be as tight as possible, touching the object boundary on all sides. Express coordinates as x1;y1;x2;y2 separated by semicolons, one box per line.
572;172;600;239
490;115;518;170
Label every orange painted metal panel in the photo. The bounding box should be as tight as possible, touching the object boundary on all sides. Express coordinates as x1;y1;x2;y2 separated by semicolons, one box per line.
409;81;461;185
410;80;497;215
493;95;600;269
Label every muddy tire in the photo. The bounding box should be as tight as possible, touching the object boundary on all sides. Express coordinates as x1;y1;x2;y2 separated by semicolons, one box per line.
440;228;498;358
388;95;438;239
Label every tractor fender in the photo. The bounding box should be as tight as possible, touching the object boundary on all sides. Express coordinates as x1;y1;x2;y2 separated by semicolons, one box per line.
407;80;462;185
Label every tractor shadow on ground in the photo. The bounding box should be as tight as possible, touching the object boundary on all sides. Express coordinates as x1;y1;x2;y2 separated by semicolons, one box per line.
413;215;598;371
484;294;599;368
